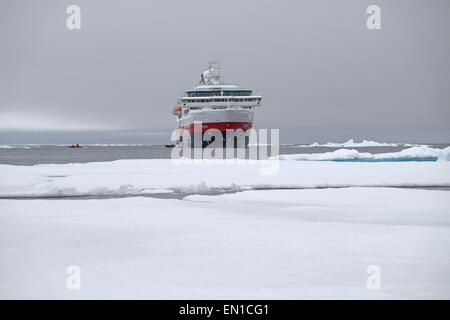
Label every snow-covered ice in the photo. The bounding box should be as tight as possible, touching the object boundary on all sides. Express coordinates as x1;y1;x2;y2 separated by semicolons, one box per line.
0;157;450;197
0;145;30;149
0;187;449;299
0;154;449;299
301;139;401;147
275;146;450;162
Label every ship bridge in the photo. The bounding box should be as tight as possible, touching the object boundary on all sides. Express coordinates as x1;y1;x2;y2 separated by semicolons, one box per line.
177;62;262;110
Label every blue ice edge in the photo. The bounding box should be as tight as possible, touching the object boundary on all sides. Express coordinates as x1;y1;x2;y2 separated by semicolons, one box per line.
274;146;450;162
330;157;438;162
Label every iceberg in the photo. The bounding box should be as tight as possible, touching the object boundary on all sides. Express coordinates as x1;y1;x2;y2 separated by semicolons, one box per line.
302;139;400;147
274;146;450;162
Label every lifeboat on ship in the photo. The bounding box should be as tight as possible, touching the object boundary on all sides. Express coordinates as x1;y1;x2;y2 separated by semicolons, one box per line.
172;107;182;117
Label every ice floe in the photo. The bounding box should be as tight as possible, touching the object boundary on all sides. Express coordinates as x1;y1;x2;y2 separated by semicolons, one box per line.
76;144;146;147
274;146;450;162
0;158;449;197
301;139;402;147
0;145;30;149
1;187;449;298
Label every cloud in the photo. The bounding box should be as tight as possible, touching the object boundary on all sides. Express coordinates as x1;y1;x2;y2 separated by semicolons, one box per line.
0;111;120;132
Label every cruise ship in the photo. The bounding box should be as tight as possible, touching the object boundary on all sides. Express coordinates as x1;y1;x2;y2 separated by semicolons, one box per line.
172;62;262;147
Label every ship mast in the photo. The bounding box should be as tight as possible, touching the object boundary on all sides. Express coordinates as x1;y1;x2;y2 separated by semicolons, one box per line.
200;61;222;85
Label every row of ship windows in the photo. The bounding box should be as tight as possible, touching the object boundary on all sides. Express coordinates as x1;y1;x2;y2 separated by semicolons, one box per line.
186;90;252;97
186;106;252;112
182;98;261;103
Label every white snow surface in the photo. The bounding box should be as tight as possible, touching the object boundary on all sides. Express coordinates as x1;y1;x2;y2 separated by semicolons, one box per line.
1;187;449;299
0;159;450;197
274;146;450;162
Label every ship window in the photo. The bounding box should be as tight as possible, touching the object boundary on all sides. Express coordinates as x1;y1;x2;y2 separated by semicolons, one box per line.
187;90;253;97
223;90;252;96
188;91;223;97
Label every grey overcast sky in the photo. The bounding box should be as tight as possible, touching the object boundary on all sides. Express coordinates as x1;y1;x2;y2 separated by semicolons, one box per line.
1;0;449;144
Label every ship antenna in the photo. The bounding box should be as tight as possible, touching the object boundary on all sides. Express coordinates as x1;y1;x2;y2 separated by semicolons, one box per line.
209;61;221;85
201;61;221;85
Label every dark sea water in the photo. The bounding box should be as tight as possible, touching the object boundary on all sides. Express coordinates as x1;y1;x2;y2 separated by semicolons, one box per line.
0;144;448;166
